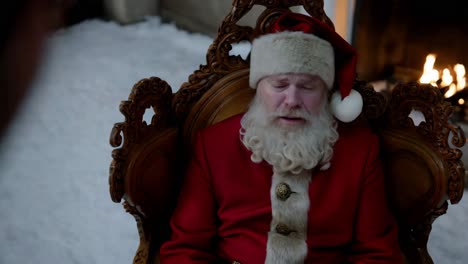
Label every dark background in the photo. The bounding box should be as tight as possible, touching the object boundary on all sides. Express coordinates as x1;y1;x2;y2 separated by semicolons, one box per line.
352;0;468;81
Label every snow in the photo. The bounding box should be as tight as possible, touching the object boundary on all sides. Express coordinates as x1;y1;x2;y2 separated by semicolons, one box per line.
0;17;466;264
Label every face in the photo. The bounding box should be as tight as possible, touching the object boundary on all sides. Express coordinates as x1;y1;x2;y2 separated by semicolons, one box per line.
256;73;328;127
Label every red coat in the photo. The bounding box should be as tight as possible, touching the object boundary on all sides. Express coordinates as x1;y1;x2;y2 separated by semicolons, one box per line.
160;114;402;263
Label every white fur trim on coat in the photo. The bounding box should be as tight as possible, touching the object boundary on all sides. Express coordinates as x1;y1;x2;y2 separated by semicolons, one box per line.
250;31;334;89
265;170;312;264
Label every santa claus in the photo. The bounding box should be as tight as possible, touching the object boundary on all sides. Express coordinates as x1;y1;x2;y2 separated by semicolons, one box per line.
160;12;402;264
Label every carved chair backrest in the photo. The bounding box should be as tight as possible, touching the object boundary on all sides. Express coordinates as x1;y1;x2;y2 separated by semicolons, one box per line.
109;1;466;263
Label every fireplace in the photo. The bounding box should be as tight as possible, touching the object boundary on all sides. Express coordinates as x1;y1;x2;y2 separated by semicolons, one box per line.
352;0;468;122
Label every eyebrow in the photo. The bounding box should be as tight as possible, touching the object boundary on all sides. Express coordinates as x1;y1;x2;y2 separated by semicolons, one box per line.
269;77;289;83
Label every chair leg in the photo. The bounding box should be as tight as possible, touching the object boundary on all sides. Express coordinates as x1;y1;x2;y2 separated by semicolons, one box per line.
124;202;151;264
400;201;448;264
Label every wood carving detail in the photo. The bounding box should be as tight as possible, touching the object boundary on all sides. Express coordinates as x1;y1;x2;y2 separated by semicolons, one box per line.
124;202;149;264
387;82;465;204
353;79;389;120
109;77;174;203
400;202;448;264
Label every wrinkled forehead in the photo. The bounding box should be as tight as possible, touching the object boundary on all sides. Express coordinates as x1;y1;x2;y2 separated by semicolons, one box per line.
262;73;325;82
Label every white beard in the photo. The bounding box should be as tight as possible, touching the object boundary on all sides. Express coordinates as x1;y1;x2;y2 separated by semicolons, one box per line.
240;95;339;174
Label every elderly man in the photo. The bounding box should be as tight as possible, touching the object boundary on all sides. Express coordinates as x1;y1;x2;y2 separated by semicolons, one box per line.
160;12;402;264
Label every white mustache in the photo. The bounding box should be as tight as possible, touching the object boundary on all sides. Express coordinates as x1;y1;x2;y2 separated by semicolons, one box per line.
268;109;311;121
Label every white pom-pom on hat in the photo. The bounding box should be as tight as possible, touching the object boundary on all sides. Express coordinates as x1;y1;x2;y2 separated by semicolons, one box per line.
330;89;363;123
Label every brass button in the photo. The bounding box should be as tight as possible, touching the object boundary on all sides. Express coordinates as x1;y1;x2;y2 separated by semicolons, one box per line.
275;223;295;236
276;182;292;201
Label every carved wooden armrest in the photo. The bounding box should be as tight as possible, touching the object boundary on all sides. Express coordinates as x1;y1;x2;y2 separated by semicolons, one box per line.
109;77;180;263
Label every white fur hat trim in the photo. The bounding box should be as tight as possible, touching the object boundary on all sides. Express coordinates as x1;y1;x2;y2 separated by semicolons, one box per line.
249;31;334;88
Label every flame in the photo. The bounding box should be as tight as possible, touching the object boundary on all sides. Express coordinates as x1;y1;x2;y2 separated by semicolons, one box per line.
445;83;457;98
424;54;436;71
459;98;465;105
420;54;438;84
441;68;453;87
419;54;466;99
454;64;466;91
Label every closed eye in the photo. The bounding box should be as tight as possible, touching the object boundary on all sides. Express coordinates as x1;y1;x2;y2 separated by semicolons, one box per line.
300;85;318;91
270;82;289;89
273;84;288;89
299;79;323;91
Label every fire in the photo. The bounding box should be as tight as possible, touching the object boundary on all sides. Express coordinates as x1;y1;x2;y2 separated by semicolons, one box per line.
454;64;466;91
441;68;453;87
445;83;457;98
418;54;466;98
419;54;439;87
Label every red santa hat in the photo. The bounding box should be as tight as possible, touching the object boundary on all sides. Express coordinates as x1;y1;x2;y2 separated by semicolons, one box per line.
249;12;363;123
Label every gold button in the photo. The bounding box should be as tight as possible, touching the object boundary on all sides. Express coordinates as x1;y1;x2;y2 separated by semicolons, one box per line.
275;223;295;236
276;182;292;201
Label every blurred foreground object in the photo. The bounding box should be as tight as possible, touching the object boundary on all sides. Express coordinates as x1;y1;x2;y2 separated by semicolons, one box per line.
0;0;73;139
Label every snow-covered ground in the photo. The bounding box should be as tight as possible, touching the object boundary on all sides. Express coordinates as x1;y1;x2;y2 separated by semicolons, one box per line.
0;17;466;264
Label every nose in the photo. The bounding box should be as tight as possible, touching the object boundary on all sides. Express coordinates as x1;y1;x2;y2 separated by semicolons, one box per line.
283;86;301;109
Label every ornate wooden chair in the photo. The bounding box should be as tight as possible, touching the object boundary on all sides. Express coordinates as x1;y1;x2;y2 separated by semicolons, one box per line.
108;0;466;263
